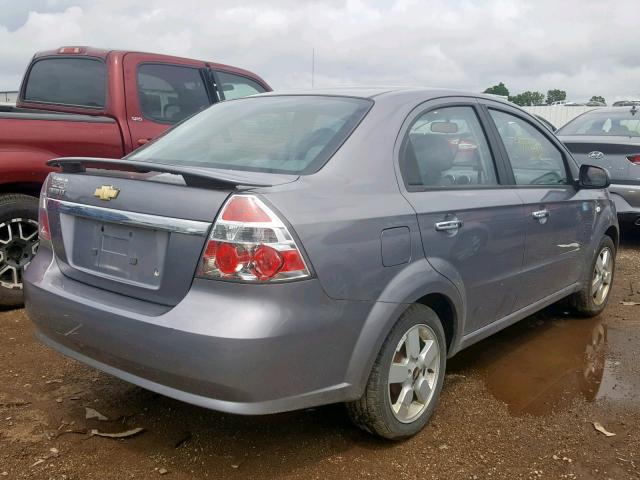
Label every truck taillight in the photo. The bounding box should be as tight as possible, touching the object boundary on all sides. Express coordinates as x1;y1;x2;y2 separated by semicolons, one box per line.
627;154;640;165
38;185;51;242
197;195;310;282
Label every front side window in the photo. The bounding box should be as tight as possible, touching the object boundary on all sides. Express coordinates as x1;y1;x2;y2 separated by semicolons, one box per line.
137;64;210;124
400;106;498;188
24;57;106;108
217;71;266;100
490;110;568;186
129;95;372;174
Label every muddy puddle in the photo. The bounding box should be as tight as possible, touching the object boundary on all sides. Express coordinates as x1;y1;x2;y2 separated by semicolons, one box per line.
448;307;640;416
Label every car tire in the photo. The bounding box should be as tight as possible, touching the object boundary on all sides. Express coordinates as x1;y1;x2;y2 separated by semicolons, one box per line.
0;194;40;308
570;236;616;317
346;304;446;440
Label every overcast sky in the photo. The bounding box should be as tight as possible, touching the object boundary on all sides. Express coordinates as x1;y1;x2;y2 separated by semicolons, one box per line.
0;0;638;102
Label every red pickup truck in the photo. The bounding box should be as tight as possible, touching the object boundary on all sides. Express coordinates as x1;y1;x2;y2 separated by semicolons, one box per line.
0;46;271;306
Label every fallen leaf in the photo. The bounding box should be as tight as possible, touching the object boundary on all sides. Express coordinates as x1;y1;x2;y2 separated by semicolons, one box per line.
621;301;640;306
90;427;144;439
158;468;169;475
85;407;108;421
593;422;616;437
30;459;45;468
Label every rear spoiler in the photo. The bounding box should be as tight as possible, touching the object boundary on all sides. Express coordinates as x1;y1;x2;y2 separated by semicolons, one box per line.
47;158;299;188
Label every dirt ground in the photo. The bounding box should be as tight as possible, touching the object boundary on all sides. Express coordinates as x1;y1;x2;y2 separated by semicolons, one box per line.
1;232;639;480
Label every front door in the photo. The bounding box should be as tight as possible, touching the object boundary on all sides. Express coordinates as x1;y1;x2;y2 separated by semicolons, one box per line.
486;106;593;308
122;53;212;150
397;101;526;334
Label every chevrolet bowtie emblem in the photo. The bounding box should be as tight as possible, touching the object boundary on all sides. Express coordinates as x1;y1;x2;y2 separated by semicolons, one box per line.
94;185;120;201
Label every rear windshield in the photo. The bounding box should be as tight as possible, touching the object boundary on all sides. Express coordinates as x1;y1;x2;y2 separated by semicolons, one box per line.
558;110;640;137
23;57;106;108
128;95;372;174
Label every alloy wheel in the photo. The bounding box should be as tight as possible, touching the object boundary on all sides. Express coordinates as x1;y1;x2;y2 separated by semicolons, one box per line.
388;324;441;423
591;247;613;306
0;218;39;290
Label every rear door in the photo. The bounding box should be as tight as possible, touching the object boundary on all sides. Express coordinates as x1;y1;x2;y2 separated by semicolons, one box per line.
123;53;213;149
397;98;526;334
483;103;594;308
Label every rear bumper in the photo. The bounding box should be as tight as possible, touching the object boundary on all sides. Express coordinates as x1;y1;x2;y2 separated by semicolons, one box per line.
610;183;640;218
24;247;375;415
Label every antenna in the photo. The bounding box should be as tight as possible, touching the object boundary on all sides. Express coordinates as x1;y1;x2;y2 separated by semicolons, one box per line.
311;48;315;88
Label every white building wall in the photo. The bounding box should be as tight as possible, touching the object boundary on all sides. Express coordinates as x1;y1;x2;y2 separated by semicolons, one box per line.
0;91;18;104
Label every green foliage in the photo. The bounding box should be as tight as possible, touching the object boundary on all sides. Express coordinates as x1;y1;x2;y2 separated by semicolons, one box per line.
483;82;509;97
546;89;567;104
508;91;546;106
590;95;606;104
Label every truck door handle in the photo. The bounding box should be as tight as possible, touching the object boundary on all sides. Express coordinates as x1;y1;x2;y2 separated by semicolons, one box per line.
532;209;550;224
137;138;151;146
435;220;463;231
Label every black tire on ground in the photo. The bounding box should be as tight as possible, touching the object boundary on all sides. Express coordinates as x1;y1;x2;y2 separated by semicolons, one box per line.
346;304;447;440
0;193;39;308
569;235;616;317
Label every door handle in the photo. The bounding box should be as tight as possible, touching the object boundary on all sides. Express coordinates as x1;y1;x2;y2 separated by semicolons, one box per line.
435;220;463;232
137;138;151;146
532;209;549;220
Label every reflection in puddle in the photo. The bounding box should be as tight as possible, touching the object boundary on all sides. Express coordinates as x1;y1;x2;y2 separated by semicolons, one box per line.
448;308;639;416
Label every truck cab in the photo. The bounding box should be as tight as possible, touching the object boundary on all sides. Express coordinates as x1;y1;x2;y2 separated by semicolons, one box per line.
0;46;271;305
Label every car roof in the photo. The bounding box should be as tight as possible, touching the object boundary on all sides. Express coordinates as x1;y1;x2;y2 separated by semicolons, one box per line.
574;107;639;115
255;86;510;104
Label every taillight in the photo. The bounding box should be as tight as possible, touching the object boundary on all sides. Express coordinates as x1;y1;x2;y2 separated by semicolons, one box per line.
627;154;640;165
38;185;51;242
197;195;310;282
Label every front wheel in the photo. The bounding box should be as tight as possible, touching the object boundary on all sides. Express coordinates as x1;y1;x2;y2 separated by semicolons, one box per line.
570;236;616;317
0;194;40;308
346;304;446;439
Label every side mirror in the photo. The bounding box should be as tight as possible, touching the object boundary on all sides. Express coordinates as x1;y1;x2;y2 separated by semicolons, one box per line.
578;164;610;189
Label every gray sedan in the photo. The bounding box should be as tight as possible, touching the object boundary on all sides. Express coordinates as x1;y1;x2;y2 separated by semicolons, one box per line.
25;88;618;439
557;106;640;225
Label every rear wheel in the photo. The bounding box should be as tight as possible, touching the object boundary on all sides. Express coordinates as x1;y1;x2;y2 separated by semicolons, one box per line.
346;304;446;439
0;194;39;308
570;236;616;317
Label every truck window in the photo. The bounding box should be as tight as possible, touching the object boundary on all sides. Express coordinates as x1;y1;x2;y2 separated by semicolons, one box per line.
137;64;210;124
23;57;106;108
216;71;266;100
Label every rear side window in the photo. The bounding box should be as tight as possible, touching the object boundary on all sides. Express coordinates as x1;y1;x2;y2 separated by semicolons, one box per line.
129;95;372;174
137;64;210;124
217;71;266;100
558;110;640;137
24;57;106;108
400;106;498;188
490;110;568;186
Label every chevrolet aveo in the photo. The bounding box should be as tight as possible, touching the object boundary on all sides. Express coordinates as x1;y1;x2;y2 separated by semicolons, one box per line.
25;88;618;439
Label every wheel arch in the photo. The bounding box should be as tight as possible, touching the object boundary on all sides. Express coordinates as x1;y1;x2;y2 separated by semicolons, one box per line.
344;260;465;400
604;225;619;250
0;182;42;198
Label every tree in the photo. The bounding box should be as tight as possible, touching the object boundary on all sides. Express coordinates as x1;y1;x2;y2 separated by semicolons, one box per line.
508;91;546;106
484;82;509;97
590;95;606;104
546;89;567;104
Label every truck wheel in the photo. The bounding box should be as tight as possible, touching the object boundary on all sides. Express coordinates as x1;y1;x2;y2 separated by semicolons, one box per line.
346;304;446;439
570;236;616;317
0;194;40;308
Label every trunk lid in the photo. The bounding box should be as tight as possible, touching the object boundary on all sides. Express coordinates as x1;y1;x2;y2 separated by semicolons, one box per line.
558;135;640;183
44;159;298;305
